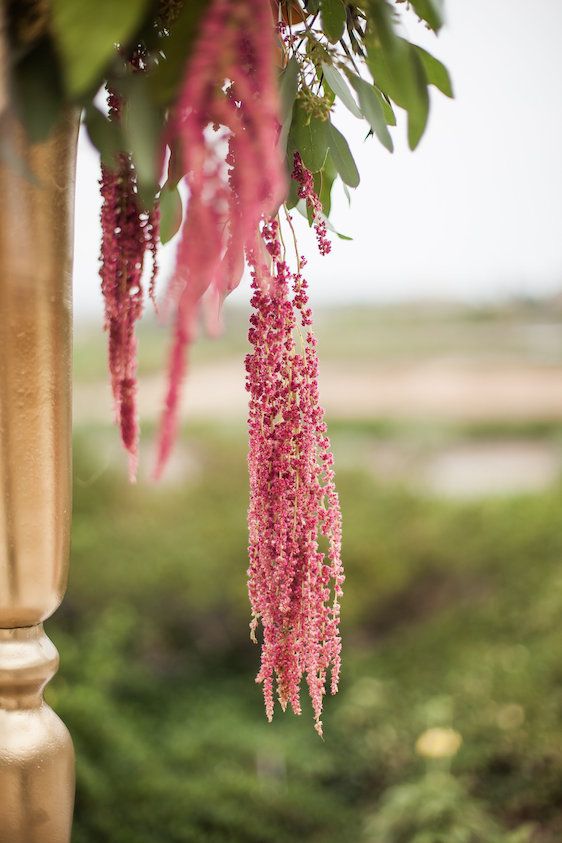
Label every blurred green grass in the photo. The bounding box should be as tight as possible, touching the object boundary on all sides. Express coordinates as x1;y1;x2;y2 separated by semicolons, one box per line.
59;302;562;841
73;298;562;382
49;418;562;842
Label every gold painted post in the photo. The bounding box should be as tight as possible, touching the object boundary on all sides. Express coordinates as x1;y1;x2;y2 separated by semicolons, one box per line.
0;109;79;842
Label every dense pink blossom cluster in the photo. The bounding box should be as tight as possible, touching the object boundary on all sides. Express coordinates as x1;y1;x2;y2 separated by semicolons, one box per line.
245;217;343;736
99;89;159;479
291;152;331;256
155;0;286;476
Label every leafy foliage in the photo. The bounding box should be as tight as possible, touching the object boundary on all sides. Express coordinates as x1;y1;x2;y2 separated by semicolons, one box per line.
5;0;452;229
50;0;152;97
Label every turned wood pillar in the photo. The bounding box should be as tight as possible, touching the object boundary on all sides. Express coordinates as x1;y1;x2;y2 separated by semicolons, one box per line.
0;107;78;843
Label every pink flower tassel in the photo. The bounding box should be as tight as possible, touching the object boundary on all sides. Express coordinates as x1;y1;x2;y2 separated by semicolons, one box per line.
99;88;160;479
246;214;343;736
154;0;286;477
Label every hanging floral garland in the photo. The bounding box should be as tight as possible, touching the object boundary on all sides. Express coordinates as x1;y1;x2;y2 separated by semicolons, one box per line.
4;0;452;731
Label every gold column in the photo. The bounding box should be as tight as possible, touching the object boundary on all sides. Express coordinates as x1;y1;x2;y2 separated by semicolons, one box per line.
0;108;78;842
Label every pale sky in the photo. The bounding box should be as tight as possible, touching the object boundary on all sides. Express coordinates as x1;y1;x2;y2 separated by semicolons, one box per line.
73;0;562;318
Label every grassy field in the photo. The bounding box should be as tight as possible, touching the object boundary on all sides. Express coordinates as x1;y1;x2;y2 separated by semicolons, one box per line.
73;298;562;382
55;303;562;842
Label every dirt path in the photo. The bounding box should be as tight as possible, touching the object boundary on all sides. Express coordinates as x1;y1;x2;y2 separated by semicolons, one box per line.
74;360;562;424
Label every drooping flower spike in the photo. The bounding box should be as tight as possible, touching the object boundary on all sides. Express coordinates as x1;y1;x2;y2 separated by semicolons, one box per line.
99;86;159;480
154;0;286;476
245;159;343;735
291;152;331;256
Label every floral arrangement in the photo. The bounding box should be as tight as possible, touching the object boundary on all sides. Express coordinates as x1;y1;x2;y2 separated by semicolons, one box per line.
4;0;451;732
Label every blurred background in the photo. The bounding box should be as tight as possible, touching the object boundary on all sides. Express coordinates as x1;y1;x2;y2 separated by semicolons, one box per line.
56;1;562;841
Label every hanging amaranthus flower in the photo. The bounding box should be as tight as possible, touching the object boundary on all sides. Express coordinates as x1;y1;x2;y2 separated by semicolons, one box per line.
291;152;331;256
99;87;159;479
245;191;343;735
155;0;286;476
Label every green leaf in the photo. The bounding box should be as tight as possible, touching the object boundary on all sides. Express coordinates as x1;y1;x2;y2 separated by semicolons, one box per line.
278;56;300;153
374;87;396;125
121;77;163;191
11;39;64;143
51;0;151;97
285;167;300;210
347;72;393;152
325;121;360;188
413;45;453;98
409;0;444;32
320;0;346;44
313;156;337;218
367;25;430;150
288;100;329;173
166;143;184;188
148;0;208;106
366;36;415;111
159;182;183;244
84;105;123;166
321;62;362;119
406;48;429;150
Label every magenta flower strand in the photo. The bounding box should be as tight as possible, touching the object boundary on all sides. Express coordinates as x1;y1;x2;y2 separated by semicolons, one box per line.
291;152;331;256
154;0;286;476
99;88;160;479
245;213;343;736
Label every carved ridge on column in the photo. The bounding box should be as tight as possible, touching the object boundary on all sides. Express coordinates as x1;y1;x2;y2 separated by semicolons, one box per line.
0;625;74;843
0;625;59;710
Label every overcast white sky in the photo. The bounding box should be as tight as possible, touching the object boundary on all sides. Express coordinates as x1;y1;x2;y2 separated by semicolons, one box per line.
73;0;562;318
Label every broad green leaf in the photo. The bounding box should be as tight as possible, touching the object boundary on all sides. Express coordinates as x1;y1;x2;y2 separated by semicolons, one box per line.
288;100;329;173
313;155;337;217
11;39;64;143
367;24;431;149
347;72;393;152
305;0;321;13
121;78;163;191
278;57;300;153
321;62;362;119
166;143;184;188
84;105;123;166
406;48;429;150
51;0;151;97
285;167;300;209
409;0;444;32
366;3;426;114
148;0;208;106
320;0;346;44
413;45;453;98
367;36;416;111
374;87;396;125
326;121;360;188
159;182;183;244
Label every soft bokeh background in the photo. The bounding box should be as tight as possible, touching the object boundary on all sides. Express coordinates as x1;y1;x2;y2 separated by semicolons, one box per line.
55;1;562;841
